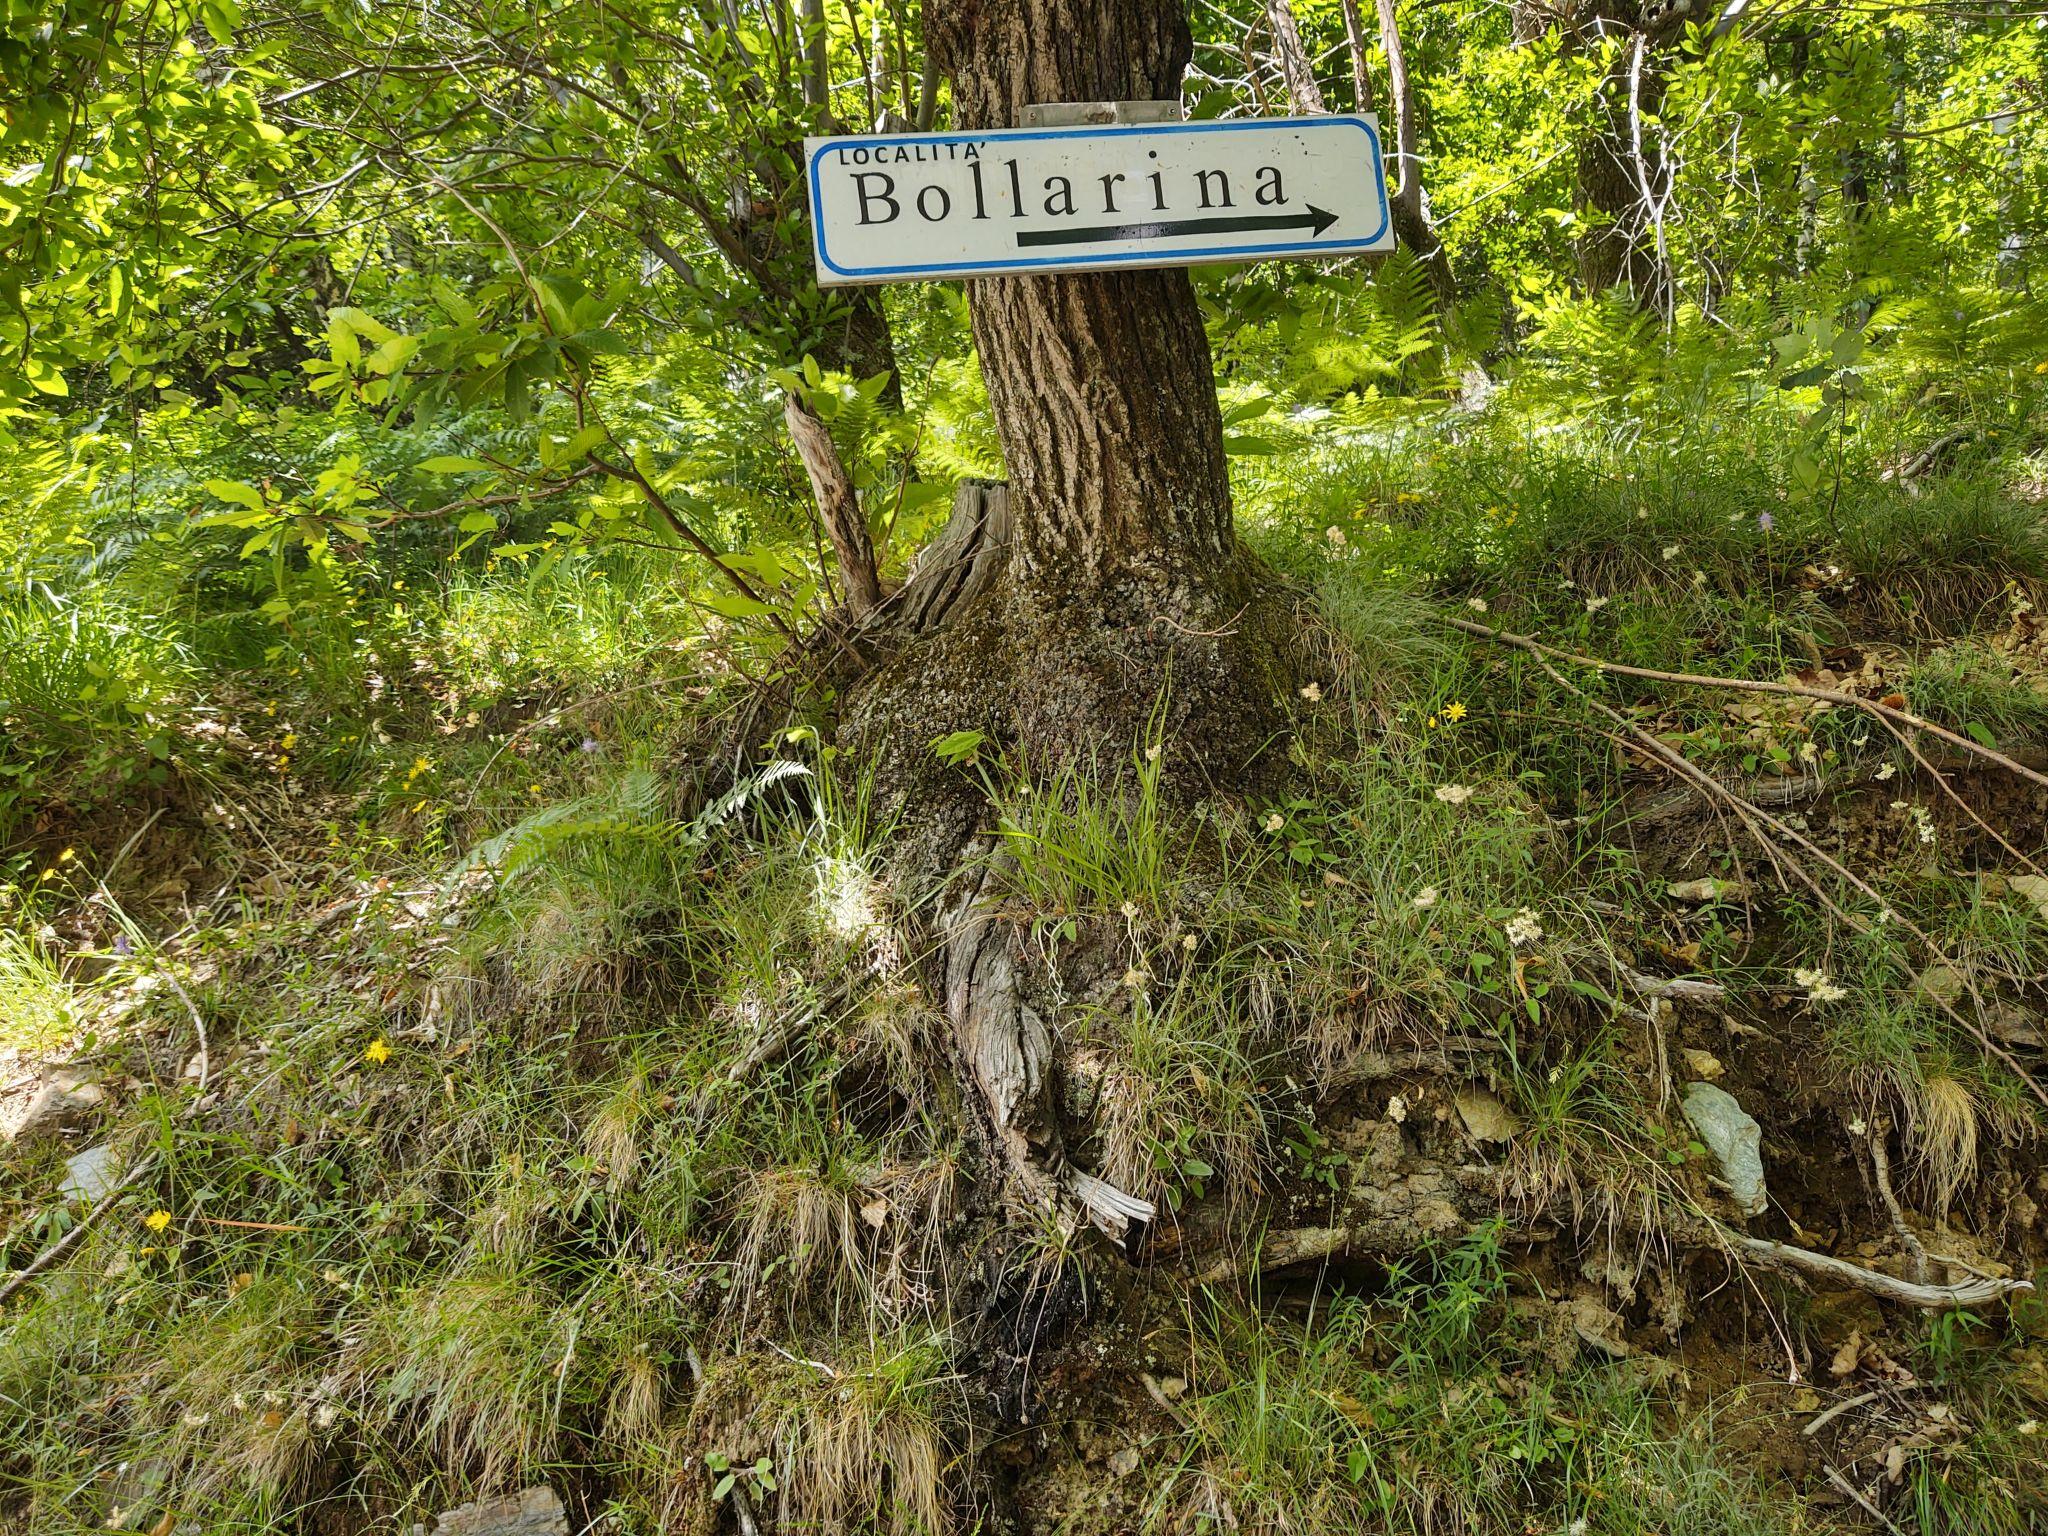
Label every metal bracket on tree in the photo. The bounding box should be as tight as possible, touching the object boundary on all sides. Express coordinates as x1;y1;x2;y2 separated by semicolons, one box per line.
1021;99;1185;127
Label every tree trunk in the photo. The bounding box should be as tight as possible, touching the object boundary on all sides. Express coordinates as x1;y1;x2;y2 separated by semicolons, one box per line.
1266;0;1327;115
1534;0;1671;302
1340;0;1374;112
1373;0;1455;299
839;0;1294;805
784;393;883;616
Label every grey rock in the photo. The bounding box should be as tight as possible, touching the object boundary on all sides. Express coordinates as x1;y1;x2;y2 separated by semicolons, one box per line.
60;1142;122;1204
1681;1082;1767;1216
1452;1086;1519;1143
429;1487;567;1536
5;1078;100;1143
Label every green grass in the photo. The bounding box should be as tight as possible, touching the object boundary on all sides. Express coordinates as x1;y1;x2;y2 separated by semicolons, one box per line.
6;402;2048;1536
1158;1240;1783;1536
0;929;78;1052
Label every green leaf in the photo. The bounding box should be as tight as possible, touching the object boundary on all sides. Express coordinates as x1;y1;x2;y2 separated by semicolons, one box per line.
1965;721;1998;749
23;358;68;397
205;479;267;511
419;456;494;474
929;728;986;766
457;512;498;534
703;593;777;620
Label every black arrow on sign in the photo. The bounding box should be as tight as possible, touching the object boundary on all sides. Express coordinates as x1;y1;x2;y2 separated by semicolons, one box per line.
1016;204;1339;248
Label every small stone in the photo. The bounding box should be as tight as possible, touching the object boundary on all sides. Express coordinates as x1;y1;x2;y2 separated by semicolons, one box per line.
1681;1082;1768;1217
2009;874;2048;924
60;1143;122;1204
1452;1086;1519;1143
430;1487;567;1536
1679;1049;1724;1082
1911;965;1964;1005
1568;1293;1632;1357
4;1077;103;1143
1666;878;1749;904
1106;1446;1141;1479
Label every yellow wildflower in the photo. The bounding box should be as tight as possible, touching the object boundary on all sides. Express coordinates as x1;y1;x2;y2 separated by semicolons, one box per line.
1443;701;1468;723
144;1210;173;1233
364;1037;392;1065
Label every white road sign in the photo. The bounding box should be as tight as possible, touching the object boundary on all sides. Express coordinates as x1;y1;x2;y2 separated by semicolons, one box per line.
806;115;1393;286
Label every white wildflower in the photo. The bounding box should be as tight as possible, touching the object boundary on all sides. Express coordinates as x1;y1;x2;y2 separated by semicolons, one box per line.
1264;811;1285;832
1413;886;1440;910
1794;966;1849;1004
1120;901;1139;921
1505;908;1544;947
1145;743;1162;762
1798;740;1818;764
1434;783;1475;805
1584;594;1610;613
1387;1094;1408;1124
1182;933;1198;952
1662;544;1682;560
1467;597;1489;612
1122;967;1148;989
1874;761;1896;781
1325;525;1347;546
1299;681;1323;702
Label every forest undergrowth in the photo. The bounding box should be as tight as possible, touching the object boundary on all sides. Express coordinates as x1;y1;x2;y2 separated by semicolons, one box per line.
5;398;2047;1534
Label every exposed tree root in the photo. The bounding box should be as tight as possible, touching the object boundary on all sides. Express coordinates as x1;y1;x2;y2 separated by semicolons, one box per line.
1713;1227;2034;1309
938;850;1155;1240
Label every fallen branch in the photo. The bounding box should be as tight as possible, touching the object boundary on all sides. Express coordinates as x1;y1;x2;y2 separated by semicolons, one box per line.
1441;616;2048;794
1621;967;1728;1003
0;1152;161;1308
1723;1229;2033;1309
1823;1465;1911;1536
1802;1389;1881;1438
1456;620;2048;1112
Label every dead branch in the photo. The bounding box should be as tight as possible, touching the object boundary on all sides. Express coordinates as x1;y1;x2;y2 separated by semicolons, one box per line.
1723;1229;2032;1309
1441;615;2048;794
1453;615;2048;1112
784;393;882;617
1621;967;1728;1003
0;1152;162;1308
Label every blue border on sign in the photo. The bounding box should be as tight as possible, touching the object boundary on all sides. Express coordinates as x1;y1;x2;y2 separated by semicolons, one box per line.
809;116;1390;279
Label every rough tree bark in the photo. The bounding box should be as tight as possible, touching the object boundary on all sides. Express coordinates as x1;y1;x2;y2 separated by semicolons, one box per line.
784;394;882;616
843;0;1296;809
1265;0;1327;115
